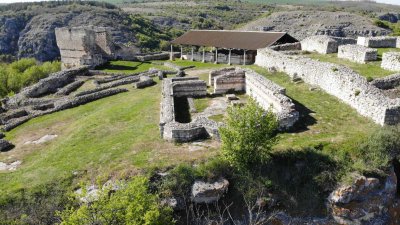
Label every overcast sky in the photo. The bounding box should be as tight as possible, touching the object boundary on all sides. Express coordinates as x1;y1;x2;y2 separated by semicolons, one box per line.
0;0;399;5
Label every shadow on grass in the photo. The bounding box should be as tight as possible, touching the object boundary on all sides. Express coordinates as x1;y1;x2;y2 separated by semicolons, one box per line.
96;61;151;71
287;98;317;133
261;148;338;216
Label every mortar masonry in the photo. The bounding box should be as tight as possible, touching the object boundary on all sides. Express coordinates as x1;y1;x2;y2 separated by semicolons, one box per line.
255;48;400;125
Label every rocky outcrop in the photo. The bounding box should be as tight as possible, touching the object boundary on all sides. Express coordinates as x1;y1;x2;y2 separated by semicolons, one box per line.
241;11;391;40
191;178;229;204
328;173;400;224
0;4;137;62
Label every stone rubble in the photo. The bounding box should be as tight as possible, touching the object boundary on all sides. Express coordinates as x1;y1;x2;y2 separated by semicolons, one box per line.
191;178;229;204
0;160;21;171
24;134;58;145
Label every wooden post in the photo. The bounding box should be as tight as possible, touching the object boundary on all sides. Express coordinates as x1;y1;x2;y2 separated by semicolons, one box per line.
215;48;218;64
202;47;205;63
228;49;232;65
170;44;173;61
243;50;246;65
191;46;194;61
180;46;183;60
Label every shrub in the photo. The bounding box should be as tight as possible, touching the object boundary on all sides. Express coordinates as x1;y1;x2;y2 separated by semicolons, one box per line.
219;98;278;171
59;176;174;225
352;125;400;175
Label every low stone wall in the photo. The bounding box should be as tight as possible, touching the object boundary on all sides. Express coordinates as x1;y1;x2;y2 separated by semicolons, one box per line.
56;80;85;96
371;73;400;90
209;68;245;94
332;37;357;46
24;67;88;98
301;35;338;54
269;42;301;51
382;52;400;72
245;69;299;130
357;36;397;48
160;77;218;142
135;52;170;62
135;76;155;89
171;80;207;97
75;76;140;96
255;48;400;125
338;45;377;64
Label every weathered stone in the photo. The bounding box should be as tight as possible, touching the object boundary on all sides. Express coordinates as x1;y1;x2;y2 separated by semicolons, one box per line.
371;73;400;90
357;36;397;48
382;52;400;72
301;35;338;54
191;178;229;204
255;48;400;126
226;94;238;101
55;26;114;69
338;44;377;64
328;172;398;224
0;139;13;151
0;160;21;171
245;69;299;130
161;197;185;210
56;80;85;95
209;68;246;94
135;76;155;89
24;134;58;145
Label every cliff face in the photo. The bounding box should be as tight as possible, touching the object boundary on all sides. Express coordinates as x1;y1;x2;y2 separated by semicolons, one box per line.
241;11;391;40
0;4;136;62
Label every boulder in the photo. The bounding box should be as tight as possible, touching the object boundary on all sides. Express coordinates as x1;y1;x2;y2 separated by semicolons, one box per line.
0;139;14;151
191;178;229;204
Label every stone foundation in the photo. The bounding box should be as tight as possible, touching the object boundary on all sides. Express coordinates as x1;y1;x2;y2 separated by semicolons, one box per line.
338;44;377;64
269;42;301;51
357;36;397;48
382;52;400;72
160;77;217;142
255;48;400;126
209;68;245;94
301;35;338;54
371;73;400;90
245;70;299;130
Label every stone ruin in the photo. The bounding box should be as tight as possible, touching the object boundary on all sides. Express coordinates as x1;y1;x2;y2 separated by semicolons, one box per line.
255;48;400;126
301;35;357;54
357;36;398;48
338;44;377;64
245;70;299;130
371;73;400;90
382;52;400;72
55;26;115;70
209;68;246;94
160;76;221;142
0;66;158;134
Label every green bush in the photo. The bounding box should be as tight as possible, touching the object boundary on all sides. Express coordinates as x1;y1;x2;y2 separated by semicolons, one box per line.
352;125;400;175
59;176;174;225
0;59;60;97
219;98;278;171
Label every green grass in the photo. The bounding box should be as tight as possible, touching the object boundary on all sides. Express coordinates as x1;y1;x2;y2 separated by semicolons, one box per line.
193;98;211;113
246;65;379;153
209;114;224;122
306;48;400;79
0;80;216;197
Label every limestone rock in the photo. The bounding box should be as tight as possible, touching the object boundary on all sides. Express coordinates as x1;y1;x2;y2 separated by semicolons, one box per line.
328;172;398;224
191;178;229;204
0;160;21;171
24;134;58;145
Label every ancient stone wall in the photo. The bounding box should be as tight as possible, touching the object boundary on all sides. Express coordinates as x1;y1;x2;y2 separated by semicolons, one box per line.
301;35;338;54
397;37;400;48
55;26;115;70
245;69;299;130
357;36;397;48
338;44;377;64
160;77;217;142
371;73;400;90
209;68;245;94
269;42;301;51
382;52;400;72
255;48;400;125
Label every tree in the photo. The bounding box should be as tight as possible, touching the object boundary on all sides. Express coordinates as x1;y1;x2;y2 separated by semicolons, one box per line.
59;176;174;225
219;98;278;171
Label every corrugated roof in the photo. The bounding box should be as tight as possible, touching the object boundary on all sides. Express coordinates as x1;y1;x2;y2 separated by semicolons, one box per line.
171;30;289;50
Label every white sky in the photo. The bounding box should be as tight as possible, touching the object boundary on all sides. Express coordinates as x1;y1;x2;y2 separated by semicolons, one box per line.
0;0;399;5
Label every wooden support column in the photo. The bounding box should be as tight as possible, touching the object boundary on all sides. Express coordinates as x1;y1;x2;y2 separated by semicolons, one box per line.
215;48;218;64
228;49;232;65
202;47;205;63
191;46;194;61
243;50;246;65
170;44;173;61
180;46;183;60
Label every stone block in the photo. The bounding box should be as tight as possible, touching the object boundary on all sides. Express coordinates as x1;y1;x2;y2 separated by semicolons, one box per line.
338;44;377;64
357;36;397;48
382;52;400;72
